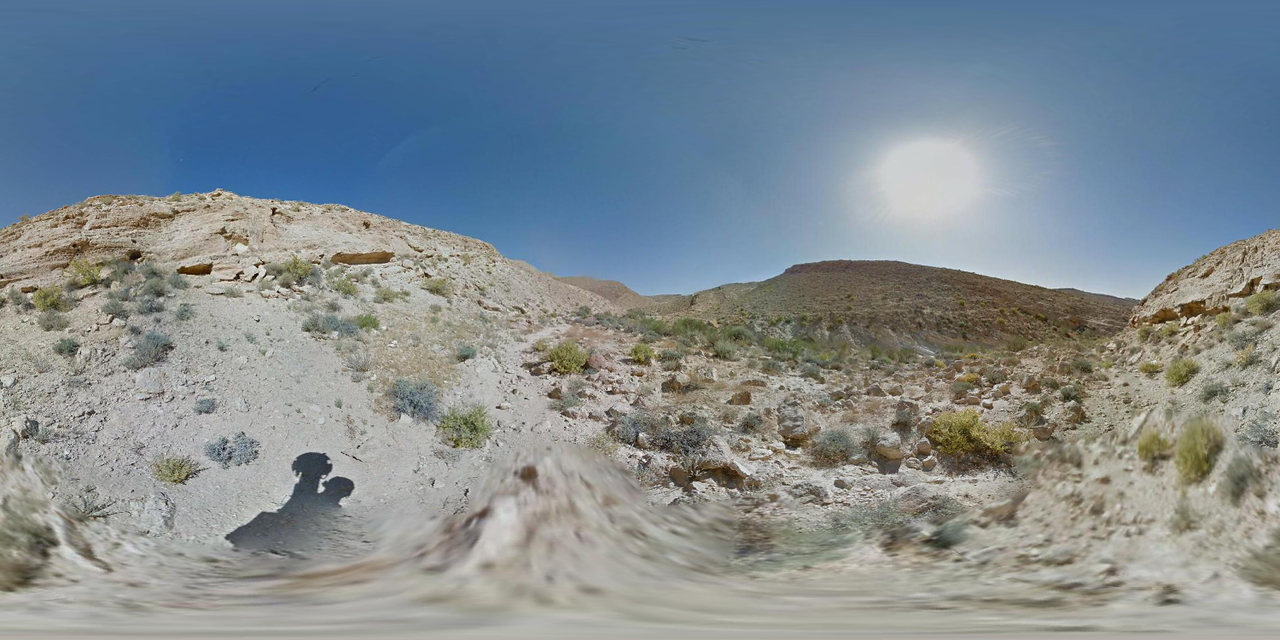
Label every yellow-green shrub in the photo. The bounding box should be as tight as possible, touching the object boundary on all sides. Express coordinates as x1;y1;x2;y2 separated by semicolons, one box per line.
1137;427;1172;465
547;341;588;374
32;286;68;312
1175;417;1223;484
630;343;655;365
1138;361;1163;376
67;259;101;288
1165;358;1200;387
930;409;1027;460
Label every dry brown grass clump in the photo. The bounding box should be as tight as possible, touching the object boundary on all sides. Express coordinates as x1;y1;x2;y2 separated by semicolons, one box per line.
1174;417;1223;484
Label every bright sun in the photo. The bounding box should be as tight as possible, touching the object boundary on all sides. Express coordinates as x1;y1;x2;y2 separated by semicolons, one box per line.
877;139;982;218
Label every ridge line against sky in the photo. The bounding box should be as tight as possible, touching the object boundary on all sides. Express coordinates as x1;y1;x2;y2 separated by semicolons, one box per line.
3;0;1279;299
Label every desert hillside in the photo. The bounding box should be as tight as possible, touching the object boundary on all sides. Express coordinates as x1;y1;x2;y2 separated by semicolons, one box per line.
1;195;1280;635
1131;228;1280;325
0;191;615;316
644;260;1135;347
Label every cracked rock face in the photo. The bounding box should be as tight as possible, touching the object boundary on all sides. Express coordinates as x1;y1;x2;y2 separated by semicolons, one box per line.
1131;228;1280;325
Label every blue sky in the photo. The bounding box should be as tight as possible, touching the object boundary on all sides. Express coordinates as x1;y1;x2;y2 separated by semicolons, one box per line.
2;0;1278;298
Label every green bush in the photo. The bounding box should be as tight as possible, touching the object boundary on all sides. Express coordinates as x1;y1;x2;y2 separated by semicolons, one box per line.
173;303;195;321
53;338;80;357
151;454;201;484
547;341;588;374
1059;385;1082;403
37;311;68;332
630;343;656;365
283;255;315;281
32;286;69;312
809;428;863;466
930;410;1026;460
423;278;455;298
439;406;492;448
101;299;128;319
135;298;165;315
711;339;738;361
389;379;440;422
455;345;477;362
1175;418;1223;484
123;332;173;370
374;286;409;303
1137;427;1173;465
168;273;189;290
329;274;358;297
1246;290;1279;316
350;313;380;331
66;259;101;288
1222;455;1262;506
1138;361;1162;376
1165;358;1200;387
1199;381;1230;403
193;398;216;414
1215;312;1238;329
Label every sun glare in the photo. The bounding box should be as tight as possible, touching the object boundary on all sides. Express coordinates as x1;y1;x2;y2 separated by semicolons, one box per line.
878;139;982;219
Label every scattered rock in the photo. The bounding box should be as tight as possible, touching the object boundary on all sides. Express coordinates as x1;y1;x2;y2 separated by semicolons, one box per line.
138;493;176;535
134;369;165;395
874;431;904;460
727;390;752;406
0;374;16;389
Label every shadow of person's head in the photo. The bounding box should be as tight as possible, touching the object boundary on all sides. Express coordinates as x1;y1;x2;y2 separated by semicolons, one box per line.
320;476;355;506
292;452;333;481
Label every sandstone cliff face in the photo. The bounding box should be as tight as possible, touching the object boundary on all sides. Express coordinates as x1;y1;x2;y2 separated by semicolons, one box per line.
1131;228;1280;325
0;191;612;314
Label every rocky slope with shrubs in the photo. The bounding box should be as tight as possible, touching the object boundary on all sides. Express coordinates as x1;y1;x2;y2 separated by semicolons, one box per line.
2;195;1280;635
642;260;1135;348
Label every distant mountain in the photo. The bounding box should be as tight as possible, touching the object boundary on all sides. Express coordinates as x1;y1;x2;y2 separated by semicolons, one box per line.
606;260;1135;346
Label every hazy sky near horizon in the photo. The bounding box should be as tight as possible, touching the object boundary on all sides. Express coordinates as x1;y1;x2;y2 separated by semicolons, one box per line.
2;0;1278;299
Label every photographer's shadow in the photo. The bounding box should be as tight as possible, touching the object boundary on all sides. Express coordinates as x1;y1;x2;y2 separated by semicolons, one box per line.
226;452;354;554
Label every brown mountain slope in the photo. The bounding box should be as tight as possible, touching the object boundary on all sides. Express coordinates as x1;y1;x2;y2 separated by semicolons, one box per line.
1131;228;1280;325
647;260;1134;345
554;276;652;309
0;191;615;315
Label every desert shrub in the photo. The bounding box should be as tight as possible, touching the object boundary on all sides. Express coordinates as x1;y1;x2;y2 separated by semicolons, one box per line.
439;406;492;448
799;363;825;382
350;313;379;331
422;278;454;298
930;410;1026;460
1236;344;1258;368
1175;417;1224;484
139;276;168;299
1137;326;1152;342
1070;358;1094;374
740;412;769;436
549;379;585;412
4;288;29;311
374;286;409;303
216;339;229;352
720;325;754;344
283;255;316;282
1165;358;1200;387
150;454;201;485
52;338;80;357
1005;336;1029;352
711;339;738;361
1019;401;1044;427
613;410;665;446
173;303;195;321
1215;312;1238;330
107;260;133;284
456;345;477;362
547;341;588;374
167;273;189;290
1138;361;1163;376
302;313;340;334
654;421;714;456
950;381;975;396
810;428;864;466
137;262;164;280
1222;455;1262;506
389;378;440;422
1059;385;1082;403
135;298;165;315
892;405;917;431
1242;418;1279;449
1199;381;1230;403
66;259;101;288
1042;377;1062;391
1159;324;1178;340
329;274;358;297
32;286;69;312
1246;290;1279;316
37;311;68;332
532;339;549;353
100;299;128;319
1242;528;1280;590
123;331;173;370
1226;330;1253;350
193;398;216;414
630;343;656;365
1137;427;1173;465
957;372;981;385
760;359;784;374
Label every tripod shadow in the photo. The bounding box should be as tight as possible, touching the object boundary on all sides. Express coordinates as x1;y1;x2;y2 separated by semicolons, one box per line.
226;452;355;554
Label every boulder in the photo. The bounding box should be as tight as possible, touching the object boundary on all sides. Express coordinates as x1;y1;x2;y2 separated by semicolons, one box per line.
874;431;904;460
727;390;752;406
176;262;213;275
777;404;819;446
